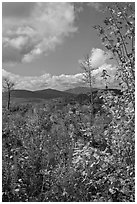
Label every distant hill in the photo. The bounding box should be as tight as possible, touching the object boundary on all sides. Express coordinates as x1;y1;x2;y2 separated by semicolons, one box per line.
66;86;122;95
2;87;122;105
65;87;100;94
2;88;75;104
34;89;74;99
5;90;37;98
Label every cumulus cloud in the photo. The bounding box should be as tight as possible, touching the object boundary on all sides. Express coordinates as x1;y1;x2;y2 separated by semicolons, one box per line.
79;48;112;71
79;47;118;88
2;65;118;91
90;48;112;69
2;69;85;91
8;36;29;50
2;2;77;64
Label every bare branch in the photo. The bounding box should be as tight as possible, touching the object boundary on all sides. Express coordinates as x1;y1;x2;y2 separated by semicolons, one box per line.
2;77;15;110
2;77;15;91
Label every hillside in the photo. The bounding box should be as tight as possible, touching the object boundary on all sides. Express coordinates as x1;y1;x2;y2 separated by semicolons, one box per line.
2;87;122;104
66;87;123;95
65;87;100;94
34;89;74;99
2;88;75;102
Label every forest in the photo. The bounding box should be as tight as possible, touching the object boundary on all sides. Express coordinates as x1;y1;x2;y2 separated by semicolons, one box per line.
2;3;135;202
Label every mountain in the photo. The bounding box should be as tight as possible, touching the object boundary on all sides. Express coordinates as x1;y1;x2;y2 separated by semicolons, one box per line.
65;86;122;95
5;90;37;98
34;89;74;99
2;87;122;105
2;88;75;102
65;87;100;94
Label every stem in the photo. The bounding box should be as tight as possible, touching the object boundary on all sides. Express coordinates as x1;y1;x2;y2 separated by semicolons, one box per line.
7;90;10;110
109;8;129;60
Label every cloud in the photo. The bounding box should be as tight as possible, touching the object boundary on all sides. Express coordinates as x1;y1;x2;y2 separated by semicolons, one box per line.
2;66;118;91
2;2;77;64
90;48;112;69
2;69;84;91
79;48;112;70
8;36;29;50
78;47;118;87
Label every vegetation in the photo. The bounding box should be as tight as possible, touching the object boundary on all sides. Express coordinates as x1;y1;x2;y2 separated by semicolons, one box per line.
79;54;96;127
2;88;134;202
3;77;15;110
2;2;134;202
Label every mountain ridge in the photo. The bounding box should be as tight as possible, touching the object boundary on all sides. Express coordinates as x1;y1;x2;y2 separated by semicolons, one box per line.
2;88;75;100
2;87;122;103
65;87;100;94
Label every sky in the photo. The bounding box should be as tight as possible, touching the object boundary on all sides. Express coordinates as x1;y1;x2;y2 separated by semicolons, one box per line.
2;2;119;91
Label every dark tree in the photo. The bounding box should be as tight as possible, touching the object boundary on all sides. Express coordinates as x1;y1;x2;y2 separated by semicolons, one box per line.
3;77;15;110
